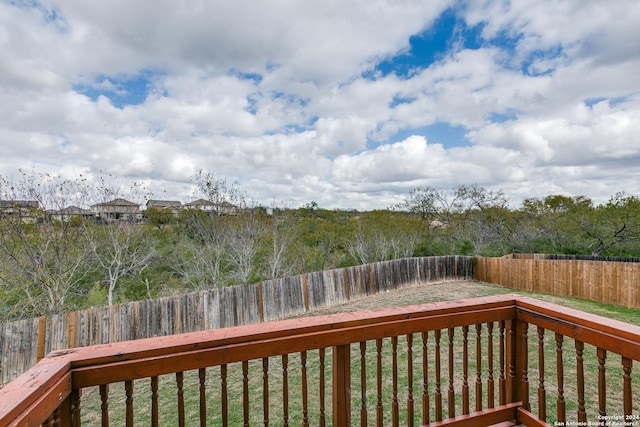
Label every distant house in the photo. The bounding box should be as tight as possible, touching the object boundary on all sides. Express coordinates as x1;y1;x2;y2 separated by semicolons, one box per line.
184;198;215;212
0;200;42;223
184;199;239;216
216;201;240;216
91;198;141;222
145;200;182;217
48;206;95;222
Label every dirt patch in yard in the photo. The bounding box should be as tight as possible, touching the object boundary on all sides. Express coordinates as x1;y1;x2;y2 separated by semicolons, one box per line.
298;279;512;317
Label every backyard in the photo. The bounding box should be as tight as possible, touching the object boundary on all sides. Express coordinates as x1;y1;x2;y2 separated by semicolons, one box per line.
76;279;640;425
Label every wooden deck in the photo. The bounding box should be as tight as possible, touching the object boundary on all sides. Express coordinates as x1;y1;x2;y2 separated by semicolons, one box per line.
1;294;637;426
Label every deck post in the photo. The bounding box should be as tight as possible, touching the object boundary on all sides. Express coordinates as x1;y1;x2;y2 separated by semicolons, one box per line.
332;344;351;426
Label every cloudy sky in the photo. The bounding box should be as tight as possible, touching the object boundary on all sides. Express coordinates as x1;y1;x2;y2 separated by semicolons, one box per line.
2;1;640;209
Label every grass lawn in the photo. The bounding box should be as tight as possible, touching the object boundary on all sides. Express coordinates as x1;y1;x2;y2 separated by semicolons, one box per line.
79;280;640;425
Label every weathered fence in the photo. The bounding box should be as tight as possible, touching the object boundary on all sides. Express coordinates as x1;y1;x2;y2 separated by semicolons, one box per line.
475;253;640;308
0;255;472;386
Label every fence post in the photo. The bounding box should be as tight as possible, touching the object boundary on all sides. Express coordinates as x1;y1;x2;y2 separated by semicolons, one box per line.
343;268;351;301
67;312;76;349
37;316;46;361
332;344;351;426
302;275;309;312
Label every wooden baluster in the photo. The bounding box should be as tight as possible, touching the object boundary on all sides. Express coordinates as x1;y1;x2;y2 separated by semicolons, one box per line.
301;351;309;427
597;348;606;421
487;322;495;409
199;368;207;427
622;357;632;419
42;412;55;427
263;358;270;427
176;372;185;427
392;336;399;427
475;324;482;412
462;326;469;415
100;384;109;427
376;338;383;426
499;321;506;405
574;340;586;423
46;408;60;426
537;327;546;421
125;379;134;427
359;342;367;427
435;330;443;422
243;360;250;427
150;377;158;427
221;364;228;427
507;320;516;403
448;327;455;418
555;334;566;424
319;348;326;427
422;331;430;424
55;405;63;426
70;388;81;427
282;354;289;427
407;334;414;427
518;321;530;411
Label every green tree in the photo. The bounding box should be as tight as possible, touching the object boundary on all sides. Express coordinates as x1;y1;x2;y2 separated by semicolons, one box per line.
579;193;640;256
517;195;592;254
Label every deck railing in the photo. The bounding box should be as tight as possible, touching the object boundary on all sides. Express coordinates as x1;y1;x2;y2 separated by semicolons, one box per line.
1;294;638;426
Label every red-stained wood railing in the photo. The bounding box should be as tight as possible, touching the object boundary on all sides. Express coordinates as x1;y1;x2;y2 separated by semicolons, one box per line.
1;294;639;426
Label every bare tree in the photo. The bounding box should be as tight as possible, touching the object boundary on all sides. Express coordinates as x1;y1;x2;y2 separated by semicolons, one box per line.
264;207;300;279
170;171;250;289
174;209;230;289
87;221;157;305
193;170;247;214
349;226;389;264
227;209;267;285
0;171;94;319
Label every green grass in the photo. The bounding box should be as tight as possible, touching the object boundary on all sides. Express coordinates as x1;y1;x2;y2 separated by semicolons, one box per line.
78;281;640;426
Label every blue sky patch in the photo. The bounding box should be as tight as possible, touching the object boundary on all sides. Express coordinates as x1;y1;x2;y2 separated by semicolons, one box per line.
389;95;416;108
585;95;630;109
488;110;519;123
73;70;160;108
584;97;607;107
229;69;263;84
384;122;470;149
520;45;564;76
373;8;484;79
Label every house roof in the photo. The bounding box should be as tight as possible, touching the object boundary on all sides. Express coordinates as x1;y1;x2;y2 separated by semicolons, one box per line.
184;198;215;207
91;198;139;207
146;200;182;208
53;206;93;215
0;200;40;209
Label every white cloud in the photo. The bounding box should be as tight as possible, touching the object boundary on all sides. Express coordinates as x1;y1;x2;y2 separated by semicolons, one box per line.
1;1;640;209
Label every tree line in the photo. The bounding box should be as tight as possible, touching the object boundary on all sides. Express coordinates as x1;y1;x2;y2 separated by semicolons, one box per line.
1;171;639;321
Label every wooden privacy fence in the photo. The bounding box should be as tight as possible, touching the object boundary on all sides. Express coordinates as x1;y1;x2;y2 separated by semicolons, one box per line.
0;255;472;386
475;254;640;308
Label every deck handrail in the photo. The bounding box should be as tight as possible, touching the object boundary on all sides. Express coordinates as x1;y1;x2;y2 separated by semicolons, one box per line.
1;293;638;426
